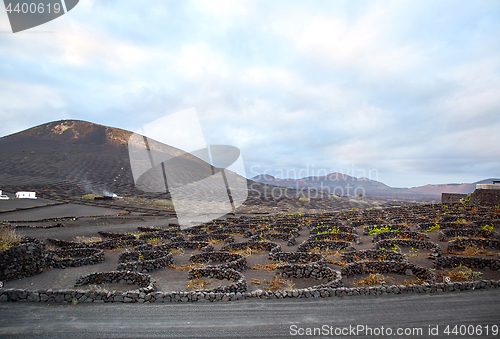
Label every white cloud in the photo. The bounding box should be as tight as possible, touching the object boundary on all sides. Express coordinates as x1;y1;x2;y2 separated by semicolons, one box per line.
192;0;253;20
0;80;65;111
176;44;229;79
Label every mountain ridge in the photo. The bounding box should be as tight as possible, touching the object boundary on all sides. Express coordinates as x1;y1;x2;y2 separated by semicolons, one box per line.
251;174;499;197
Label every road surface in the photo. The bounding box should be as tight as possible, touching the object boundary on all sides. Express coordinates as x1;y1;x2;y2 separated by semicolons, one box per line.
0;289;499;338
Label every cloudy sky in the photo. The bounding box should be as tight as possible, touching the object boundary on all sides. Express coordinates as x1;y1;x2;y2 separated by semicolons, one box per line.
1;0;499;188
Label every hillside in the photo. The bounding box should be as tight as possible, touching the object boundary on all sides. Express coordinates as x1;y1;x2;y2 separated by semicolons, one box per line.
0;120;215;199
407;178;500;195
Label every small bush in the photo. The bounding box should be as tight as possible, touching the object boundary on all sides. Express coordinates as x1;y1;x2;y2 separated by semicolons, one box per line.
446;245;493;256
423;223;440;233
249;261;289;271
326;258;348;266
169;262;204;271
352;273;393;286
81;193;103;200
404;277;425;285
368;225;392;235
439;265;482;282
0;228;21;251
152;200;174;208
186;278;211;290
75;236;102;243
263;273;295;290
227;247;263;256
460;193;471;205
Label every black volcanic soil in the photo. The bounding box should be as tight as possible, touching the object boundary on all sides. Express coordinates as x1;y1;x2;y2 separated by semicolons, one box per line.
2;199;500;295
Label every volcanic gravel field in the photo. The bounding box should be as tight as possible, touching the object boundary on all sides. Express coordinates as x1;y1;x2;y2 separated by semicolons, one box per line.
2;195;499;300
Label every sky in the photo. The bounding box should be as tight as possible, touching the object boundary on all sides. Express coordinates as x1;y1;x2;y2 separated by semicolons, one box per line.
0;0;499;188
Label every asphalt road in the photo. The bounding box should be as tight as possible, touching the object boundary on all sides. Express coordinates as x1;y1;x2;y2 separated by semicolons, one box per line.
0;289;499;338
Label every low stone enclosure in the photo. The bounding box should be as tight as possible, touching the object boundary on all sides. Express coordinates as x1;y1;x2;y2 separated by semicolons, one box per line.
309;225;357;234
372;231;430;243
189;251;247;271
297;240;355;253
117;249;173;273
374;239;443;257
47;248;104;269
447;238;500;252
2;202;500;303
433;255;500;271
187;267;247;293
341;261;437;283
341;249;408;263
438;228;500;242
75;271;156;294
0;237;45;281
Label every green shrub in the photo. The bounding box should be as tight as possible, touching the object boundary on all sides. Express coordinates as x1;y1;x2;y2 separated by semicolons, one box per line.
460;193;471;205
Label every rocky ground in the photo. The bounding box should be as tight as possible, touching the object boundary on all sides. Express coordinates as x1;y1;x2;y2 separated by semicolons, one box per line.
1;191;499;299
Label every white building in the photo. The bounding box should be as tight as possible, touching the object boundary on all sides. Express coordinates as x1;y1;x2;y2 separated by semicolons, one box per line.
0;190;9;200
15;191;37;199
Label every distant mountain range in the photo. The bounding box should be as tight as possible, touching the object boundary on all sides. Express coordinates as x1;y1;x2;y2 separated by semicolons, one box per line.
251;173;499;198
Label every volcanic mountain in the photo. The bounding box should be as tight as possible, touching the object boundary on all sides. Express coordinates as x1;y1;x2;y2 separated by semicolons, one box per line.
0;120;218;199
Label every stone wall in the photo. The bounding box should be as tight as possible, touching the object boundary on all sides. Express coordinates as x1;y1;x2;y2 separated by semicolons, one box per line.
47;248;104;269
0;237;45;281
363;225;410;235
310;226;356;235
189;251;247;271
447;238;500;251
3;279;500;303
309;232;361;244
433;255;500;271
374;239;442;257
297;240;354;253
189;234;235;243
471;189;500;207
341;249;407;263
75;271;155;294
277;263;342;288
221;241;282;255
442;193;467;204
250;232;296;246
438;228;500;242
341;261;436;283
269;252;326;265
117;249;173;273
46;238;145;250
372;231;429;243
187;267;247;293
